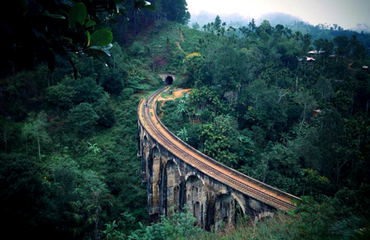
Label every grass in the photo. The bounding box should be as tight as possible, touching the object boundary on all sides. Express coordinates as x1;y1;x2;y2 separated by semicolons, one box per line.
182;213;299;240
160;85;176;99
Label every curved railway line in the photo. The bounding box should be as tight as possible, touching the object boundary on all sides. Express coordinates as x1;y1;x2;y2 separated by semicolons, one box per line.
138;86;301;212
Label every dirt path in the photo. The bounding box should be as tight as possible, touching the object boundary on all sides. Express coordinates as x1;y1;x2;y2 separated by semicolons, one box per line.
179;30;185;42
175;41;186;54
157;88;191;119
158;101;165;119
157;88;192;101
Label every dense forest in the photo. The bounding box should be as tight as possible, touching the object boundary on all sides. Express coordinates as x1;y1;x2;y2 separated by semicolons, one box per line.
1;1;370;239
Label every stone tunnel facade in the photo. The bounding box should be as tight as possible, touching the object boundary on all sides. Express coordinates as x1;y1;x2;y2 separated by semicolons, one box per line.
137;122;276;230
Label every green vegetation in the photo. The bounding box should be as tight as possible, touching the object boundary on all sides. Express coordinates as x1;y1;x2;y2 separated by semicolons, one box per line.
1;2;370;239
160;15;370;239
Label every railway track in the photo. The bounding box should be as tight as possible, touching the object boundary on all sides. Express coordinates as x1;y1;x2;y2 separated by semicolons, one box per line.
139;86;300;212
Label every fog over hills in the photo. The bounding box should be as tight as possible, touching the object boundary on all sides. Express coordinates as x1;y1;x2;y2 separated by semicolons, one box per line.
189;11;369;33
353;23;370;33
256;12;301;26
190;11;301;28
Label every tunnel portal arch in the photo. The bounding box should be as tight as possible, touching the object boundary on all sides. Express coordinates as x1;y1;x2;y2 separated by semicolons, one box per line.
158;74;176;85
165;76;174;85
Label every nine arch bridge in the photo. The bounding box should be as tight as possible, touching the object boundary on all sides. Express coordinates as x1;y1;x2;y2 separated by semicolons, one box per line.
137;86;300;230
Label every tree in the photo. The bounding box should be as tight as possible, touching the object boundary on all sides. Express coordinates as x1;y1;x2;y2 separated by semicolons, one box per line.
177;127;189;141
22;111;50;160
45;83;77;112
293;90;317;133
248;19;257;31
192;22;200;30
94;95;116;128
293;31;302;42
69;103;99;136
201;115;240;167
0;119;16;153
333;35;349;57
214;15;221;34
182;53;205;87
176;97;189;120
0;156;54;239
100;68;124;96
71;77;104;104
0;0;153;77
302;33;312;54
161;0;190;24
129;206;203;239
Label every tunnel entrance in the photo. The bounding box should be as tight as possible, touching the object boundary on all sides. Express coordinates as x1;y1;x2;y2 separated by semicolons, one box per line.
165;76;173;85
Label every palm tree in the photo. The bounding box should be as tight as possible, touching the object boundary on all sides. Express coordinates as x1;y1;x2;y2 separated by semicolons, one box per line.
302;33;312;53
293;31;302;42
176;102;188;120
177;127;189;141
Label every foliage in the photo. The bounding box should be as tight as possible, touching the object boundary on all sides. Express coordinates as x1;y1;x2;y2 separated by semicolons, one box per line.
160;17;370;238
1;8;370;240
94;95;116;128
69;102;99;136
129;206;203;240
22;111;51;160
45;83;77;110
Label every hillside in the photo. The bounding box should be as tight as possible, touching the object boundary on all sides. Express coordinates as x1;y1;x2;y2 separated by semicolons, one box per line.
0;17;211;239
1;6;370;240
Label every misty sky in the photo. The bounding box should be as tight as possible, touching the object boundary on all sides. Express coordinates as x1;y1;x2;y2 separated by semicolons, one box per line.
186;0;370;29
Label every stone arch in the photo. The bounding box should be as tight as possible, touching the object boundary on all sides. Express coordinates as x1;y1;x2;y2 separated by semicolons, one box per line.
158;73;176;84
230;193;246;214
231;193;246;224
214;193;234;230
184;172;207;189
163;158;182;178
211;191;245;230
164;159;181;216
185;174;207;228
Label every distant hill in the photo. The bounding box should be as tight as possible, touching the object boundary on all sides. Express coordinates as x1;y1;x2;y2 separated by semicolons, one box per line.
189;11;370;50
190;12;301;28
189;11;252;28
256;12;301;27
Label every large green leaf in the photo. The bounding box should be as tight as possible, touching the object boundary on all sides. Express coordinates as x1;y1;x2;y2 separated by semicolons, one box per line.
85;20;96;28
90;29;113;47
90;43;113;56
85;49;109;67
86;31;91;47
38;11;66;19
69;2;87;29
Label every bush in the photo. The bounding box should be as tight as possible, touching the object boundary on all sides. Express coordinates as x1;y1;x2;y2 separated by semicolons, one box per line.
94;96;116;128
71;77;104;104
69;103;99;136
45;83;76;110
129;206;203;240
101;68;124;95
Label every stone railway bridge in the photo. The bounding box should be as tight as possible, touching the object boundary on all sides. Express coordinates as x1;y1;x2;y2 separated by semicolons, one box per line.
137;86;300;231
